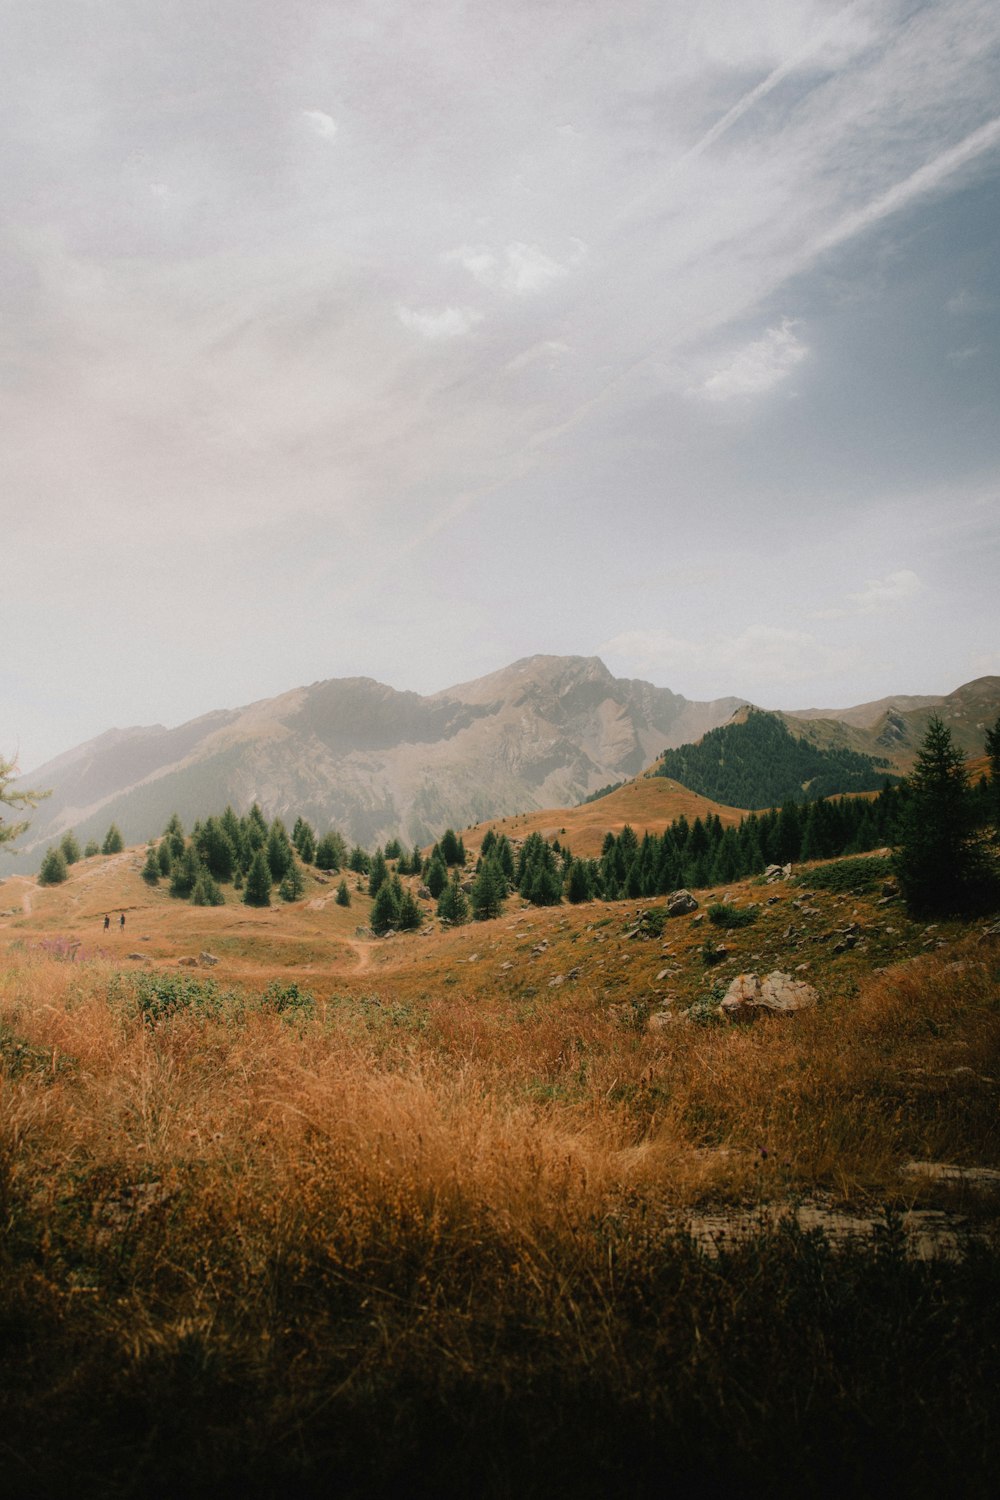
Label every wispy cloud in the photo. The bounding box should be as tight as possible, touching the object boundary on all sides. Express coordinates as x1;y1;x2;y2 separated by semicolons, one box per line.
696;318;808;401
813;569;924;620
447;239;586;296
301;109;338;140
396;305;482;339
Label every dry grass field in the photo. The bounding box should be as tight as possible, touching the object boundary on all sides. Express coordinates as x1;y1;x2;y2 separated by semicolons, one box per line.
2;845;999;1497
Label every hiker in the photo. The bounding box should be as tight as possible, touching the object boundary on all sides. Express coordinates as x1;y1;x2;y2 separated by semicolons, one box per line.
103;914;110;931
119;912;125;931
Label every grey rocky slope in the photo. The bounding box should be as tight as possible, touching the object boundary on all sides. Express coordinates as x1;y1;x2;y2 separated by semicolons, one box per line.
11;656;742;866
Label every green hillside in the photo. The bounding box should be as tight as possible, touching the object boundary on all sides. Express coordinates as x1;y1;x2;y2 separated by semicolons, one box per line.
653;708;898;809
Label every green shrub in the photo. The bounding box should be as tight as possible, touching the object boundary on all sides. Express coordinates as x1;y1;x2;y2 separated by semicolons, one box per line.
118;972;227;1025
803;855;894;894
259;980;315;1017
707;902;758;929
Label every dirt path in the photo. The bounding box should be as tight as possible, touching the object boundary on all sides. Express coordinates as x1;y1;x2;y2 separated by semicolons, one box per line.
344;939;373;973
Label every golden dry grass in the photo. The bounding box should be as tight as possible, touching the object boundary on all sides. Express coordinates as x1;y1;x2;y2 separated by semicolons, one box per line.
2;849;999;1496
464;774;745;859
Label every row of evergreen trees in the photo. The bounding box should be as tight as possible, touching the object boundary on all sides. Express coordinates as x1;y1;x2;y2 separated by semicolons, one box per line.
38;824;124;885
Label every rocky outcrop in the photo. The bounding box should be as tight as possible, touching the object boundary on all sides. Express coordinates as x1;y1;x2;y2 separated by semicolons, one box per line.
720;971;819;1020
666;889;699;916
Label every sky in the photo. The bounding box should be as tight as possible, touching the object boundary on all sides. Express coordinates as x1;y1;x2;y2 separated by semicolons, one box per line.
2;0;999;774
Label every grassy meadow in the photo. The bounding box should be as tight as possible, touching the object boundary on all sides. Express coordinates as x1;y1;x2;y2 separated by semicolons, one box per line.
1;846;999;1496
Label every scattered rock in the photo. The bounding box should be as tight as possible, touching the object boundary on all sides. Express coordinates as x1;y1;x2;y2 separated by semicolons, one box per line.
720;970;819;1020
666;889;699;916
199;951;220;966
764;863;792;883
126;952;150;963
177;956;199;967
499;960;514;971
548;974;564;988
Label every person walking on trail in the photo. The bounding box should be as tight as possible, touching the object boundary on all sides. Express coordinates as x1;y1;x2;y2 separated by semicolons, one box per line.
104;914;110;931
119;912;125;931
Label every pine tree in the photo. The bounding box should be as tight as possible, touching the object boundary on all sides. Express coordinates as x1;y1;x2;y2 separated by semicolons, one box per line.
195;816;236;881
440;828;464;866
60;830;81;865
368;849;389;898
163;814;186;860
471;857;506;921
157;839;172;877
437;870;468;924
315;830;347;871
266;820;294;882
102;823;124;855
425;854;447;899
894;715;995;917
335;877;351;907
0;754;48;854
169;846;201;899
192;870;225;906
279;861;305;902
370;878;401;935
38;846;68;885
397;884;423;931
986;713;1000;842
141;846;160;884
84;840;100;858
566;859;593;904
243;848;272;907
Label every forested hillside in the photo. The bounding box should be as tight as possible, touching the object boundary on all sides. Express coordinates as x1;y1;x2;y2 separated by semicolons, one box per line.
653;709;897;808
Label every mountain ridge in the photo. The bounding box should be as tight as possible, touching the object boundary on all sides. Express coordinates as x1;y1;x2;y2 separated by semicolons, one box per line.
8;660;998;872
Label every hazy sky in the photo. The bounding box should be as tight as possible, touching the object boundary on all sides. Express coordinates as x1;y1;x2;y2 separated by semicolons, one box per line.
3;0;999;774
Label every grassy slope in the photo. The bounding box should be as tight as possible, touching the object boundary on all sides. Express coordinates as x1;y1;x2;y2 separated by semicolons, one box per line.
465;774;745;859
2;846;999;1497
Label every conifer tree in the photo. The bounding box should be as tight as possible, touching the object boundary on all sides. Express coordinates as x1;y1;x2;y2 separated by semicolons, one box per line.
315;830;347;871
986;713;1000;842
335;877;351;907
370;878;401;935
84;840;100;858
279;861;305;902
471;857;506;921
102;823;124;855
169;846;202;899
397;883;423;931
192;870;224;906
0;754;48;855
163;814;186;861
368;848;389;898
142;845;160;884
425;854;447;899
894;715;995;917
266;819;293;882
60;830;81;865
157;839;172;877
243;848;272;907
437;869;468;924
38;846;68;885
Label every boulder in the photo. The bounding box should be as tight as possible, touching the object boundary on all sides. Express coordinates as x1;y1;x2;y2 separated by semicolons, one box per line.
720;970;819;1020
666;889;699;916
764;863;792;883
199;951;220;966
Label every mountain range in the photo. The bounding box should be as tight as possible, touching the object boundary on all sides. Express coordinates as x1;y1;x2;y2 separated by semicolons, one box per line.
8;657;1000;871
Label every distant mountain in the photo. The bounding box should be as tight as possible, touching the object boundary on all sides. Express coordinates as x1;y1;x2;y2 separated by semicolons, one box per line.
8;656;744;870
651;677;1000;809
776;677;1000;768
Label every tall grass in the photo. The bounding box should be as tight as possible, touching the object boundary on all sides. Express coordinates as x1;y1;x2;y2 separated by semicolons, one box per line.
1;942;998;1496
